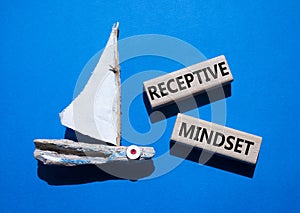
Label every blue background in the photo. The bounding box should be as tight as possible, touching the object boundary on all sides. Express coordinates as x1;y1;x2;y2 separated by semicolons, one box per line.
1;0;299;212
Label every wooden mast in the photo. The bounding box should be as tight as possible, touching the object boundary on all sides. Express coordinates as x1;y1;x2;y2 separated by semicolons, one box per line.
114;22;121;146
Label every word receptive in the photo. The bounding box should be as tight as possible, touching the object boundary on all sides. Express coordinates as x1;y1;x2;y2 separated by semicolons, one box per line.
143;55;234;110
171;114;262;165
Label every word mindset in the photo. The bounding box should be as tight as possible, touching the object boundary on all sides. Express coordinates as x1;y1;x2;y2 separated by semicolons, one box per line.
143;55;234;109
171;114;262;164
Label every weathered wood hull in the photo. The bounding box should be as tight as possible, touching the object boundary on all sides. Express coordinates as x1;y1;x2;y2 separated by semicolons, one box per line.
34;139;155;166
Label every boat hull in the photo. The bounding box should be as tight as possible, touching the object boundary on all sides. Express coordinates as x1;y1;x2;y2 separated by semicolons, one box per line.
34;139;155;166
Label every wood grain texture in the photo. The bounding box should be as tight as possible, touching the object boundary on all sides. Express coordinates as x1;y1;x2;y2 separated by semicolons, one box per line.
143;55;233;110
34;139;155;166
171;114;262;164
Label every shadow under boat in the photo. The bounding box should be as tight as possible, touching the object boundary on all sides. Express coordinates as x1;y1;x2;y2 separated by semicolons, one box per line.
36;128;155;185
37;159;155;185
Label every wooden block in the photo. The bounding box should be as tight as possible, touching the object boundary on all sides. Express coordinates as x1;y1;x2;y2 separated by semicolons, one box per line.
143;55;233;110
170;114;262;164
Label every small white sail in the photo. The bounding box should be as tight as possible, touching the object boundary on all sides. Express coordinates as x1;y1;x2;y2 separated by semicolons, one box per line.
59;22;120;146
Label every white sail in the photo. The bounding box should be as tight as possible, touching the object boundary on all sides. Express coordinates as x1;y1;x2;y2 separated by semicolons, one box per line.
59;22;120;146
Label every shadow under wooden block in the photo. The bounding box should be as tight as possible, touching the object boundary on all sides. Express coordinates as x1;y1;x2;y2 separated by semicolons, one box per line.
37;159;155;185
170;140;257;178
144;84;232;123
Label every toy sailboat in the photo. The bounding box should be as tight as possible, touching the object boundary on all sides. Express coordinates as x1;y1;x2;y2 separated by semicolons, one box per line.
34;23;155;166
